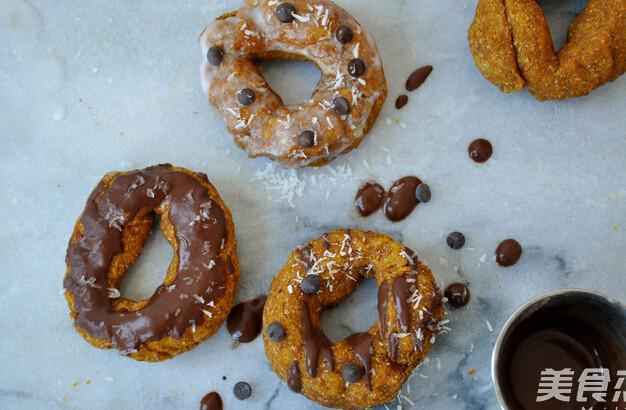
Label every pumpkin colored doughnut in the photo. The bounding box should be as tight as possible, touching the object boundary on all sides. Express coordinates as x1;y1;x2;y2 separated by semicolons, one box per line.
199;0;387;168
468;0;626;101
263;229;444;409
63;164;240;362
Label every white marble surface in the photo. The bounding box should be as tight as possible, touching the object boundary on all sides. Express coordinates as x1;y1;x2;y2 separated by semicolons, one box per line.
0;0;624;409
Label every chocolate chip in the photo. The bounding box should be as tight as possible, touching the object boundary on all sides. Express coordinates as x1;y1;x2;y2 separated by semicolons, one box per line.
335;25;353;44
301;274;320;295
276;3;295;23
206;47;223;66
267;322;286;342
298;130;315;148
233;381;251;400
237;88;255;106
447;232;465;249
347;58;366;77
395;95;408;110
341;363;363;383
415;183;431;203
332;96;351;115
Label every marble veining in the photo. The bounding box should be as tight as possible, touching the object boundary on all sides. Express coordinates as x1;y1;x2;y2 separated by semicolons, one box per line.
0;0;624;409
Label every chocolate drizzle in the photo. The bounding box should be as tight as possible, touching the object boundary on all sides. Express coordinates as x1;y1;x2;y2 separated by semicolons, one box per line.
300;301;334;377
419;287;443;327
63;164;231;354
377;280;390;337
287;361;302;392
322;234;330;250
389;332;399;360
383;176;423;222
226;295;267;343
392;277;411;332
404;246;418;269
200;392;222;410
296;243;315;272
345;332;373;389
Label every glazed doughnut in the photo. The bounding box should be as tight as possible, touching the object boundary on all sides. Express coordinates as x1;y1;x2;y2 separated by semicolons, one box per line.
263;230;444;409
63;164;240;362
468;0;626;101
199;0;387;168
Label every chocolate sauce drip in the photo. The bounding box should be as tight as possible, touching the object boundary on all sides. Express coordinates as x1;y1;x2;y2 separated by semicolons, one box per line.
419;287;444;327
468;138;493;163
287;361;302;392
226;295;267;343
383;176;422;222
355;182;385;217
64;164;230;353
300;301;334;377
495;239;522;267
322;233;330;250
444;283;470;309
406;65;433;92
389;332;399;360
392;277;411;332
296;243;315;271
200;392;222;410
377;280;390;337
403;246;418;269
346;332;373;389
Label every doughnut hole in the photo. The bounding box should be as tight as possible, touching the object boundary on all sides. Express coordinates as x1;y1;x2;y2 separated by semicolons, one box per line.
320;277;379;343
108;203;179;311
256;59;321;106
535;0;587;51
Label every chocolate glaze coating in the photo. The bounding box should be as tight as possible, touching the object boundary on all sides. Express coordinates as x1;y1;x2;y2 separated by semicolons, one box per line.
64;164;235;356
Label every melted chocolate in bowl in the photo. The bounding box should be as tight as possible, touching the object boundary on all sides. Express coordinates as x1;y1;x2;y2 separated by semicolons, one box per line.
494;291;626;410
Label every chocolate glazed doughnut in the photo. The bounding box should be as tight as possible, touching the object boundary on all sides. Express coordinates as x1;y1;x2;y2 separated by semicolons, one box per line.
199;0;387;168
468;0;626;101
63;164;240;362
263;230;444;409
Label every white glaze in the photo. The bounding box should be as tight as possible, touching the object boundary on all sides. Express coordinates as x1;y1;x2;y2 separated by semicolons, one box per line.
199;0;385;168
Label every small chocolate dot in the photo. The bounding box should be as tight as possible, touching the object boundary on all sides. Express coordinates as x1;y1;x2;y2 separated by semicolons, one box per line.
233;381;252;400
447;232;465;249
298;130;315;148
335;25;353;44
415;183;431;203
237;88;255;106
495;239;522;267
301;274;320;295
444;283;471;309
341;363;363;383
332;96;351;115
276;2;296;23
267;322;286;342
468;138;493;163
206;47;223;66
347;58;366;77
395;94;408;110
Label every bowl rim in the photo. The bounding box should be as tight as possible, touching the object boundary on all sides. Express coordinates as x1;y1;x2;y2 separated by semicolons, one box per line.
490;288;626;409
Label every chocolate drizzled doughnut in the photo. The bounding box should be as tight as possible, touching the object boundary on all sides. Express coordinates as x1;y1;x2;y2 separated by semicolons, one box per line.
63;164;240;362
262;229;444;409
